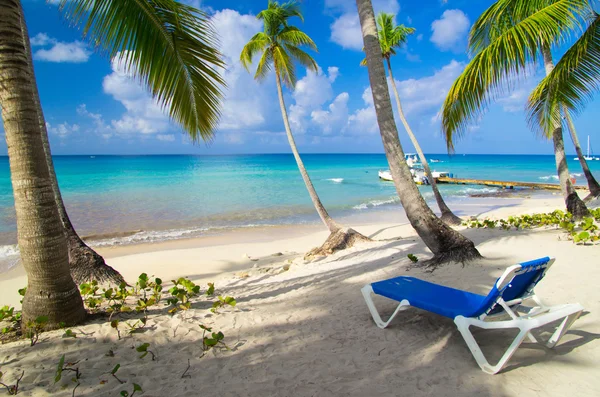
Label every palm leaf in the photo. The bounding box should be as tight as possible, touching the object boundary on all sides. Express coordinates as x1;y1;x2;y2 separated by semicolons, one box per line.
240;33;270;71
284;45;318;72
441;0;586;150
278;26;317;50
58;0;225;143
254;49;274;81
527;12;600;135
273;45;296;88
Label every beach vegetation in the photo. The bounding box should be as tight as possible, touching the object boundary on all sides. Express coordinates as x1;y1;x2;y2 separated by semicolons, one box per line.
200;324;230;352
111;364;125;384
54;354;81;397
136;343;156;361
441;0;596;216
120;383;143;397
363;13;462;225
407;254;419;263
241;0;372;259
356;0;482;267
0;369;24;395
0;0;226;329
211;296;237;314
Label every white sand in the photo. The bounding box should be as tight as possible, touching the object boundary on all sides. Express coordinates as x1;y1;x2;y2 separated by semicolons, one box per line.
0;195;598;396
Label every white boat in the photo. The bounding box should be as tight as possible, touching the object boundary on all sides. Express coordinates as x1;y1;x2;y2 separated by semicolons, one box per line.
378;168;452;185
574;136;600;161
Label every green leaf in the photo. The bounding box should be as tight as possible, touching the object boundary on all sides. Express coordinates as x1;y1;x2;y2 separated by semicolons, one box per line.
55;355;65;383
111;364;120;375
133;384;143;392
120;391;129;397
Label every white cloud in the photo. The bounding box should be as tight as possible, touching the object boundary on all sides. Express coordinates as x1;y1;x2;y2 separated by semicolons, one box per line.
30;33;55;46
34;41;91;63
46;122;80;138
328;0;400;51
289;67;338;132
430;9;470;52
157;134;175;142
311;92;350;134
102;56;172;135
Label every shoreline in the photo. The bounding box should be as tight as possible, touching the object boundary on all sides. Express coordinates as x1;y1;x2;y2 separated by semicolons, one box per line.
0;193;567;307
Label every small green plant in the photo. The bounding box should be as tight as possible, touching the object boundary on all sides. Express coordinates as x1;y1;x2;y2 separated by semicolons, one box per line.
120;383;143;397
206;282;215;296
136;343;156;361
210;296;236;314
79;280;104;312
407;254;418;263
111;319;121;340
110;364;125;384
62;329;77;339
0;306;21;335
0;369;24;395
54;355;81;397
200;325;229;352
17;288;26;305
25;316;48;346
167;278;201;314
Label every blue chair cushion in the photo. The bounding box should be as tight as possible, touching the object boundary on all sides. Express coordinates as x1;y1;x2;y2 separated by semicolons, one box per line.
371;276;498;319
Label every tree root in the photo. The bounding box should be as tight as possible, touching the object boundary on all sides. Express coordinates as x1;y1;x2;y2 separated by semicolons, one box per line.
417;242;482;271
68;236;125;285
566;192;590;220
440;211;463;226
304;228;372;261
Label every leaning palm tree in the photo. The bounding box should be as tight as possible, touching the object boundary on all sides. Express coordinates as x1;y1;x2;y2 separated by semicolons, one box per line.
356;0;481;266
528;7;600;200
0;0;224;328
441;0;591;218
361;13;462;225
241;0;369;257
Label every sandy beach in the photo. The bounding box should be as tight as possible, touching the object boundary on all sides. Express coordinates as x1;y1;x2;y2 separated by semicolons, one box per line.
0;194;598;396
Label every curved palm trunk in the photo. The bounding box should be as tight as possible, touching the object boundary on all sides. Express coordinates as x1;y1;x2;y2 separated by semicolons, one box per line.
562;108;600;199
385;58;462;225
541;46;589;218
275;70;341;233
0;0;86;327
357;0;480;266
17;3;124;286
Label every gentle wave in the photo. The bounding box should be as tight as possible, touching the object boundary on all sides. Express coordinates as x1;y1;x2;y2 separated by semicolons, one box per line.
539;173;582;181
327;178;344;183
353;197;399;210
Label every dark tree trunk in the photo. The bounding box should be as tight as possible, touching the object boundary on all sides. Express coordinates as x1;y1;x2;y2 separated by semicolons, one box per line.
356;0;480;267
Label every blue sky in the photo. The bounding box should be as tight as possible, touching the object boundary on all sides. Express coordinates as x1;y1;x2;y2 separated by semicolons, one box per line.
3;0;600;155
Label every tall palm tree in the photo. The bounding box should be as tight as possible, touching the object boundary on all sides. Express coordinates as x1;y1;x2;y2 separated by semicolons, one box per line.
441;0;591;218
528;8;600;200
356;0;481;266
0;0;225;328
362;13;462;225
241;0;369;256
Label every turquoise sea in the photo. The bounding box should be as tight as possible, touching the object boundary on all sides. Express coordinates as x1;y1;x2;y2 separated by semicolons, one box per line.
0;154;598;266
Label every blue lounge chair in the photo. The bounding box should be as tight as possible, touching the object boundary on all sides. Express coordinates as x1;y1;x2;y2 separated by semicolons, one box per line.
361;257;584;374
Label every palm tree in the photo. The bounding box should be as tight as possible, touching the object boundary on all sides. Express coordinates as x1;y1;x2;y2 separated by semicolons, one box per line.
356;0;481;266
0;0;225;328
528;8;600;200
441;0;590;218
362;13;462;225
241;0;369;257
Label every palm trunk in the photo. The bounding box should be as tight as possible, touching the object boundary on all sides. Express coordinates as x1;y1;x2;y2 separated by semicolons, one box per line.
17;2;124;286
0;0;86;327
275;70;341;233
562;108;600;198
541;45;589;218
385;58;462;226
357;0;480;266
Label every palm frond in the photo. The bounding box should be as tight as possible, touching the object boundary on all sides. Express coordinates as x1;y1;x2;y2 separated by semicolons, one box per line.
58;0;225;143
442;0;588;150
469;0;589;55
273;45;296;88
527;12;600;136
284;44;317;72
254;48;274;81
278;26;317;50
375;12;415;57
240;32;270;71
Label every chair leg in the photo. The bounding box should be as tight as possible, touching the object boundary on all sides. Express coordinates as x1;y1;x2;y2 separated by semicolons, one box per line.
546;310;582;348
455;317;530;375
361;285;409;329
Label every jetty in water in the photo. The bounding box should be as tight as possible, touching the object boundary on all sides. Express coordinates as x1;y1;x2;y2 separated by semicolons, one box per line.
436;177;588;191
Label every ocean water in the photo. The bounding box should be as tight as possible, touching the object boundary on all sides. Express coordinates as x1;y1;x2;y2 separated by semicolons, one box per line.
0;154;598;269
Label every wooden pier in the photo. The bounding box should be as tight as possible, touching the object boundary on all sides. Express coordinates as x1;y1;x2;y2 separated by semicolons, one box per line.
436;177;588;191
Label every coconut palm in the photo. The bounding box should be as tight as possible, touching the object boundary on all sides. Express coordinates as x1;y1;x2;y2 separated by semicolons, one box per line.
0;0;224;327
356;0;481;265
361;13;462;225
241;0;369;256
528;8;600;200
441;0;591;218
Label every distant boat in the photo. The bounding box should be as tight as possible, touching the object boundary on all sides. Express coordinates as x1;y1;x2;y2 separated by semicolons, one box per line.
574;136;600;161
430;159;442;163
378;168;453;185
